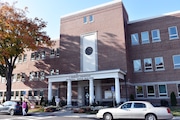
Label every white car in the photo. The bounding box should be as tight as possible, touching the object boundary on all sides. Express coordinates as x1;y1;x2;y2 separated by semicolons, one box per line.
96;101;173;120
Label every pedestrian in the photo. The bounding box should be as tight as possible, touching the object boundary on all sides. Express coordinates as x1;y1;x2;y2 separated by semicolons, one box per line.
22;100;27;116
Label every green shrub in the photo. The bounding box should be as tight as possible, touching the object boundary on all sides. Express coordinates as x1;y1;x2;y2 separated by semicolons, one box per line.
170;92;177;106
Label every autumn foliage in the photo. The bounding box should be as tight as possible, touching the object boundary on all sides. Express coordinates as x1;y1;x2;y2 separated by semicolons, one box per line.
0;2;52;101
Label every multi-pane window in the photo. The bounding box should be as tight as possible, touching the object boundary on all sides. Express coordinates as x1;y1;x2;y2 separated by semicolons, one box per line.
89;15;94;23
168;26;179;40
34;91;38;96
177;84;180;96
144;58;153;71
0;92;3;98
40;90;44;97
31;53;35;60
50;49;55;57
41;51;46;59
22;73;26;81
136;86;144;97
17;73;21;81
56;48;60;57
158;85;167;97
151;29;161;42
133;60;142;72
23;54;27;62
40;71;45;80
147;85;155;97
83;16;87;24
28;91;32;96
173;55;180;69
155;57;165;70
131;33;139;45
18;55;23;62
15;91;19;98
141;31;149;44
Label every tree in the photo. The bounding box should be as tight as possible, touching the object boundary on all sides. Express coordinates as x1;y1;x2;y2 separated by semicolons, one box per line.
170;91;177;106
0;2;52;101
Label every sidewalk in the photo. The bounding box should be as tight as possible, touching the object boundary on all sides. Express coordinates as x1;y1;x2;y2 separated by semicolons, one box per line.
30;109;96;118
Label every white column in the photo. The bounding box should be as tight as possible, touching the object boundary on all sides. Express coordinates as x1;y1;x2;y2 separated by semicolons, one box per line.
89;78;94;105
48;82;52;101
67;80;72;106
115;77;121;104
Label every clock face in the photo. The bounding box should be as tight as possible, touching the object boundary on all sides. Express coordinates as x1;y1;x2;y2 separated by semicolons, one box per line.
85;47;93;55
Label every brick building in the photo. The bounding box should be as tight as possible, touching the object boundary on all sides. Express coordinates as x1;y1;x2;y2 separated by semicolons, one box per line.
0;0;180;106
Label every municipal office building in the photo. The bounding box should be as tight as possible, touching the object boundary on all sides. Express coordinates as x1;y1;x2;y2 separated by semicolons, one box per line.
1;0;180;106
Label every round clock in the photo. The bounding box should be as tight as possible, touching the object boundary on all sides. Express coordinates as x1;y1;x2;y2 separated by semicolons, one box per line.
85;47;93;55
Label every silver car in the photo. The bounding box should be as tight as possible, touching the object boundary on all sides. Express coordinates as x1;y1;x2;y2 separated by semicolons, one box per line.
0;101;22;115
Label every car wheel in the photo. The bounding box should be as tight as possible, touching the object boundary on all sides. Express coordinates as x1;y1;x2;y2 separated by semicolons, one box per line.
103;113;113;120
145;114;156;120
10;109;15;116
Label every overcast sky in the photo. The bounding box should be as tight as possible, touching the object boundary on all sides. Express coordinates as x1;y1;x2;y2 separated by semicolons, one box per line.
1;0;180;39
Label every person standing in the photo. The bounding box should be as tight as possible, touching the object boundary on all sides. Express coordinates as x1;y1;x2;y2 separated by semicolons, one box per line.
22;100;27;116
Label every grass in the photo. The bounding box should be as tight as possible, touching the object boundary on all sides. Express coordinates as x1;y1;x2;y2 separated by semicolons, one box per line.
28;106;44;113
170;106;180;116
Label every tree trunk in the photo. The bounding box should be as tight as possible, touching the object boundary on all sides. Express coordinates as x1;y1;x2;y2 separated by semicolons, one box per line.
6;66;13;101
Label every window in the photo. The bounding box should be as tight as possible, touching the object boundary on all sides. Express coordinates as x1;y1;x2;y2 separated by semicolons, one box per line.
133;60;142;72
50;49;55;57
29;72;35;81
151;29;161;42
83;16;87;24
0;92;3;98
89;15;94;22
136;86;144;97
35;52;40;60
17;73;21;81
15;91;19;97
173;55;180;69
31;53;35;60
41;51;46;59
158;85;167;97
155;57;165;70
34;91;38;96
121;103;132;109
144;58;153;71
56;48;60;57
134;103;146;108
23;54;27;62
141;31;149;44
55;69;59;75
50;69;55;75
168;26;179;40
22;73;26;81
131;33;139;45
40;90;44;96
28;91;32;96
177;84;180;96
147;85;155;97
18;55;22;62
40;71;45;80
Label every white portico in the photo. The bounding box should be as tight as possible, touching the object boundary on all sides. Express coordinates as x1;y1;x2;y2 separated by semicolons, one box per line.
46;69;126;106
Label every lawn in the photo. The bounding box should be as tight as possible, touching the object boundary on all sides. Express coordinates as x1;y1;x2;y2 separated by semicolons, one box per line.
170;106;180;116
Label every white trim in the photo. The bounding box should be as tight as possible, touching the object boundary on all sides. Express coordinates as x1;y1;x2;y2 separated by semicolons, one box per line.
133;80;180;86
128;10;180;24
46;69;126;83
61;0;122;18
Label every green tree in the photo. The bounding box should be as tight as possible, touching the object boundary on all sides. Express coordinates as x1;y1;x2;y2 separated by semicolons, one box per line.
0;2;52;101
170;91;177;106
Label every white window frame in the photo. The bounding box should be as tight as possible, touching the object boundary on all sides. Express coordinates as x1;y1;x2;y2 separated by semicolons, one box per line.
147;85;155;97
158;84;167;97
151;29;161;42
173;55;180;69
141;31;149;44
135;86;144;98
83;16;87;24
155;57;165;71
177;84;180;97
144;58;153;71
131;33;139;45
168;26;179;40
23;54;27;62
133;59;142;72
89;15;94;23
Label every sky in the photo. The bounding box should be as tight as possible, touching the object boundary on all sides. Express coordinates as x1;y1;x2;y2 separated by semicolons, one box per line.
1;0;180;40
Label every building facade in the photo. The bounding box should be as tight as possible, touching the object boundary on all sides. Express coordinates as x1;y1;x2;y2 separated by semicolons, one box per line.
0;0;180;106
